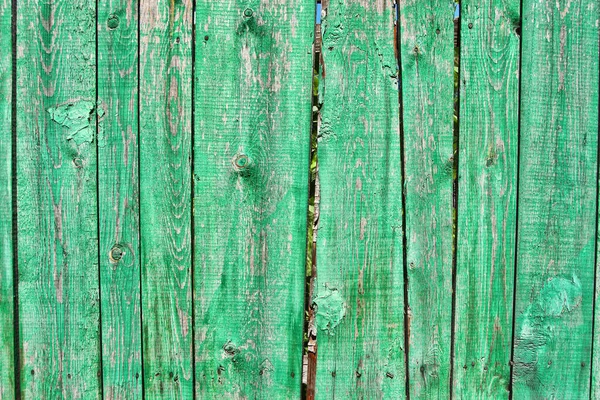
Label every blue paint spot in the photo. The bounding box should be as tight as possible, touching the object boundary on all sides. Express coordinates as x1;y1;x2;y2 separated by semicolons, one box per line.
316;3;322;24
453;3;460;20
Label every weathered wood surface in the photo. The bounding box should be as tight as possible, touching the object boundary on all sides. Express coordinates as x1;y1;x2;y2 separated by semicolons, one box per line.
512;0;599;398
0;0;13;396
452;0;520;398
16;0;102;397
139;0;194;397
313;0;405;398
2;1;600;398
98;0;143;397
398;0;456;398
193;0;314;397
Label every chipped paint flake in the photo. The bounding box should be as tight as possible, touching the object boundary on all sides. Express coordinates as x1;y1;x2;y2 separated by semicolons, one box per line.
47;100;97;145
313;285;346;335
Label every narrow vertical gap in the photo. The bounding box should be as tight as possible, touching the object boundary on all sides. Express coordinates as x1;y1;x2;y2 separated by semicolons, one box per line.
508;4;523;398
301;1;321;398
190;0;197;397
394;0;410;397
94;0;105;395
11;0;21;395
136;0;146;395
588;20;600;400
448;2;461;399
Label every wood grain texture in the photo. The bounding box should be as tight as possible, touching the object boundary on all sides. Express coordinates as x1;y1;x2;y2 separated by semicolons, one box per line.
512;0;599;398
139;0;193;397
312;0;405;398
16;0;101;397
398;0;455;398
193;0;313;397
452;0;520;398
98;0;143;397
0;0;13;395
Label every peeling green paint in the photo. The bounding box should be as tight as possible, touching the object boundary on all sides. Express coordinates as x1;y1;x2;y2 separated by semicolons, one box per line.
47;100;97;145
514;275;583;383
313;285;346;336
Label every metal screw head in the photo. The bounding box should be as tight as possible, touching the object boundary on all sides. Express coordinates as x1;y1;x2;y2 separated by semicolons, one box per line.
232;153;251;172
107;14;119;29
109;245;124;262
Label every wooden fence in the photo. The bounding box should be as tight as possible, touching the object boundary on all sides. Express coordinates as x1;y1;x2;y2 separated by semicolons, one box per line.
0;0;599;398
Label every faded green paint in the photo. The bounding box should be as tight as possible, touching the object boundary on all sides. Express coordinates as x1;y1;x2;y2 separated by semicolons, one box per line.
98;0;143;396
398;0;455;398
16;0;101;397
139;0;194;397
2;2;600;398
0;0;13;395
314;0;405;398
513;0;599;398
193;0;313;397
452;0;520;398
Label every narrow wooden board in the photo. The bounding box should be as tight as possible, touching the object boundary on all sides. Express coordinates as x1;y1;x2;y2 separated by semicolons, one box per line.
16;0;101;397
452;0;520;397
98;0;143;397
0;0;13;395
512;0;599;397
398;0;455;397
139;0;194;397
193;0;313;397
312;0;405;398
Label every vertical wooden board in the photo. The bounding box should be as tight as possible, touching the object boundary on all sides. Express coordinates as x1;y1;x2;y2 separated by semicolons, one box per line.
452;0;519;398
16;0;101;397
398;0;455;398
139;0;193;397
513;0;599;398
0;0;13;395
193;0;313;397
313;0;405;398
98;0;143;397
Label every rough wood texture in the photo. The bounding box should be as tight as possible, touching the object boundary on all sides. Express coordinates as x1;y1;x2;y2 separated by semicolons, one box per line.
398;0;455;397
98;0;143;397
0;0;13;395
512;0;599;398
312;0;405;398
452;0;520;398
16;0;101;397
193;0;313;397
139;0;193;397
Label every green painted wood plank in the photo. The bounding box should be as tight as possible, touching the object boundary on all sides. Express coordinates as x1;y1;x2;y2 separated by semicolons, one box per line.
0;0;13;395
16;0;101;396
398;0;455;398
193;1;313;397
312;1;405;398
452;1;520;398
512;0;599;397
139;0;193;397
98;0;143;397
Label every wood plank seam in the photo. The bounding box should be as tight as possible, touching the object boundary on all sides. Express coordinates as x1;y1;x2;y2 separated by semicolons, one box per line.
396;0;411;397
508;3;523;396
449;3;461;398
95;0;105;396
302;1;321;397
136;0;146;396
190;0;197;396
589;21;600;399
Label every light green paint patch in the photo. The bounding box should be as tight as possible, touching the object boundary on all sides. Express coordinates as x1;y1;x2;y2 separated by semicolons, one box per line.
313;285;346;336
47;100;96;145
538;276;582;317
515;276;583;379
